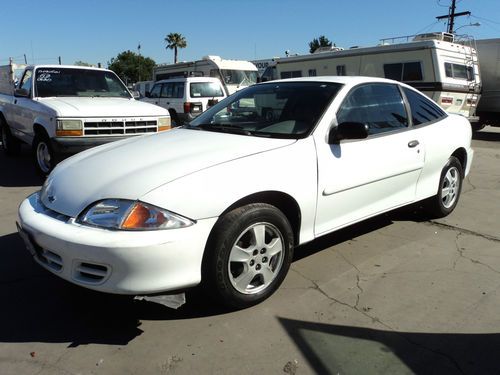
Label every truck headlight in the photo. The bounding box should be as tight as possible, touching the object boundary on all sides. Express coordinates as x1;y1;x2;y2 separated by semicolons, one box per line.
158;117;172;131
78;199;194;230
56;119;83;136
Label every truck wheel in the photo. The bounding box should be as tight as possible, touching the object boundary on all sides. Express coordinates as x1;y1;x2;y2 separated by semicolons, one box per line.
33;134;56;175
207;203;294;309
0;119;21;155
425;156;463;218
169;110;181;127
471;122;485;132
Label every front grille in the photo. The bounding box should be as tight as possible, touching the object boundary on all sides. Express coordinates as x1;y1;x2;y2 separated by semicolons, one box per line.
74;262;109;284
84;119;158;135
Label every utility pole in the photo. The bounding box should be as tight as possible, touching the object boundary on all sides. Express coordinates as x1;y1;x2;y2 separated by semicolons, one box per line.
436;0;471;34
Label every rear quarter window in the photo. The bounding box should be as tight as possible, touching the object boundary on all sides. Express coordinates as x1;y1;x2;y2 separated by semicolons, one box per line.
403;87;446;125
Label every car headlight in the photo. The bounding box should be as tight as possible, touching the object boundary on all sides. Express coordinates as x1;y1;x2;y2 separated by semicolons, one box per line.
56;119;83;136
78;199;194;230
158;116;172;131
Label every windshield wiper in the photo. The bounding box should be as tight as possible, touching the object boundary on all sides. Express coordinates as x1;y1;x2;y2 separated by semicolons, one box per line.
193;123;253;136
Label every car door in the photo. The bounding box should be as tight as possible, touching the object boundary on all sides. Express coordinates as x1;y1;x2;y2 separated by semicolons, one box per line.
314;83;425;236
11;69;35;138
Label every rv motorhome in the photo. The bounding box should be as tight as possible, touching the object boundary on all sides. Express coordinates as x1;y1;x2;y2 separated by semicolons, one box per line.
261;32;481;124
153;56;258;96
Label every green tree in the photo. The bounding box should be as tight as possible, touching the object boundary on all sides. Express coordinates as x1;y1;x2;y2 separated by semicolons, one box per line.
309;35;333;53
164;33;187;63
107;51;156;84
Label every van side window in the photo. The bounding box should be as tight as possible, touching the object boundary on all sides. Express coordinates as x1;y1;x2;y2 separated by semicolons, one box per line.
173;82;185;98
336;65;346;76
149;84;162;98
403;87;446;125
337;83;408;135
384;62;422;81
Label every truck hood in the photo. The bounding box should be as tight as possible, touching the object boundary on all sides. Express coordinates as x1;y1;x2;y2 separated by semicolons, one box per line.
38;97;167;117
41;129;296;217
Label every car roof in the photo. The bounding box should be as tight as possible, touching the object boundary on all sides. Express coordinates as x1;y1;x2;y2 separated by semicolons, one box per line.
261;75;404;88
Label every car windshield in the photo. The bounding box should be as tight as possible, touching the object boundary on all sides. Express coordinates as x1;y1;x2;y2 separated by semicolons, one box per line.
188;81;342;138
220;69;258;86
35;68;131;98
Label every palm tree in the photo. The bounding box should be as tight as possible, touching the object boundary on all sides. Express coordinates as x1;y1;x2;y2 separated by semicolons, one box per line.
164;33;187;63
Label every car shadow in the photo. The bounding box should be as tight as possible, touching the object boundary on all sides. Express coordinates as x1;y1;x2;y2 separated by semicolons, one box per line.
279;317;500;374
472;128;500;142
0;146;44;187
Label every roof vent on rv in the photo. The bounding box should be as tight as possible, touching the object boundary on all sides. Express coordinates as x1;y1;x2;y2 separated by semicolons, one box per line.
413;32;454;42
313;46;344;54
203;55;222;61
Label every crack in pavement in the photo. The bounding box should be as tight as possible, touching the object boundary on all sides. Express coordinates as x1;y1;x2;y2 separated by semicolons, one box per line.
453;232;500;275
427;221;500;243
290;267;466;374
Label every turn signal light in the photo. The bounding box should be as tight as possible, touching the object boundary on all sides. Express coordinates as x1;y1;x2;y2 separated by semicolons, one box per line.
56;129;83;136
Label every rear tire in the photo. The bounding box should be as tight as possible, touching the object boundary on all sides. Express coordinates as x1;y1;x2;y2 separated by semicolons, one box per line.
471;122;485;132
426;156;463;218
207;203;294;309
33;133;56;175
0;118;21;155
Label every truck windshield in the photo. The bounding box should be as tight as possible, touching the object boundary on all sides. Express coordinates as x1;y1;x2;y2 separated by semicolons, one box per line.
220;70;258;86
188;81;342;139
35;68;131;98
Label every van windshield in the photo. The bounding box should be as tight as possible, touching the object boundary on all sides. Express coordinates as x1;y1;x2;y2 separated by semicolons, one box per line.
35;68;131;98
188;81;342;139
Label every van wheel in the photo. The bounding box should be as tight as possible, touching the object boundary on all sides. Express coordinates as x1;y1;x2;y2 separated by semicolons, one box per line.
0;119;21;155
471;122;485;132
33;134;56;175
426;156;463;218
208;203;294;309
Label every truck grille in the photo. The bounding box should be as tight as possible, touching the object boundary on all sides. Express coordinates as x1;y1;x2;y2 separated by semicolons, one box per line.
84;120;157;135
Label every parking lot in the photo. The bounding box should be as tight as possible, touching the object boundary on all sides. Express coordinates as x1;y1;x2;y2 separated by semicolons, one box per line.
0;126;499;375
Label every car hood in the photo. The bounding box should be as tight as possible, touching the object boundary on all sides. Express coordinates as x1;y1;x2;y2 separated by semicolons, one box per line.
38;97;168;117
41;129;296;217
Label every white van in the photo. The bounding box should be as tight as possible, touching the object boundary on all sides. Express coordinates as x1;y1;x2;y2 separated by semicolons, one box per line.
142;77;226;125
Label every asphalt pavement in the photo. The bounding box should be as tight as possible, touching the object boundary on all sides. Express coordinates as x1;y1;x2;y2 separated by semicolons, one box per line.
0;127;499;375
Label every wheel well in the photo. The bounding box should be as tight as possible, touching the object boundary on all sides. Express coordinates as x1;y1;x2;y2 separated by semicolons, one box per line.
33;123;49;137
451;148;467;174
220;191;302;246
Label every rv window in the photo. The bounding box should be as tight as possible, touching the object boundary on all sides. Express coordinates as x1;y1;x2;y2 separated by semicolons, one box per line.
445;62;473;80
384;62;422;81
308;69;317;77
403;87;446;125
337;83;408;135
336;65;346;76
280;71;302;79
402;62;423;81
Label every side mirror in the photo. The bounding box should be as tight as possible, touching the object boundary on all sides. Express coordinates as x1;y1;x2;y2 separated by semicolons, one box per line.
14;88;29;98
144;91;150;98
328;122;369;143
131;90;141;99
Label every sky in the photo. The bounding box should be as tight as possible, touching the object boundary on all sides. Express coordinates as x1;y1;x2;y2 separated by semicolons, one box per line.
1;0;499;67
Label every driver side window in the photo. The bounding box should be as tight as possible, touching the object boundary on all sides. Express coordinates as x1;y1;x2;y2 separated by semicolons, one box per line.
337;83;408;135
20;70;33;94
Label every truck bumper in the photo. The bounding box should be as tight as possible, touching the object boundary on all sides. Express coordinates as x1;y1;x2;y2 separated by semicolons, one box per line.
51;135;142;154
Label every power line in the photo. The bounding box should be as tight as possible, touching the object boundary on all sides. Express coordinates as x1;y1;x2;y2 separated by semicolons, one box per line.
435;0;471;33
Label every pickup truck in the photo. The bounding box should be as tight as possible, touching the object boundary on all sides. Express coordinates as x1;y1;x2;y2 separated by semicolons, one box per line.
0;63;171;174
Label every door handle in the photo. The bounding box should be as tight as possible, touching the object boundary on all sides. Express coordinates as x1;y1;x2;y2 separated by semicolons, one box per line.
408;140;419;148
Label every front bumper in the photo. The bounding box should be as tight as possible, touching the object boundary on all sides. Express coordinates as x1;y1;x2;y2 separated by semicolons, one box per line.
51;135;142;154
18;192;217;295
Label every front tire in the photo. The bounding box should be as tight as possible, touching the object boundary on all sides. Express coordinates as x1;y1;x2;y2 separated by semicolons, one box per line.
426;156;463;218
208;203;294;309
33;134;56;175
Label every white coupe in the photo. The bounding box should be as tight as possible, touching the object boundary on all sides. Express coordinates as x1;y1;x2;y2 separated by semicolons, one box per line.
17;77;473;308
